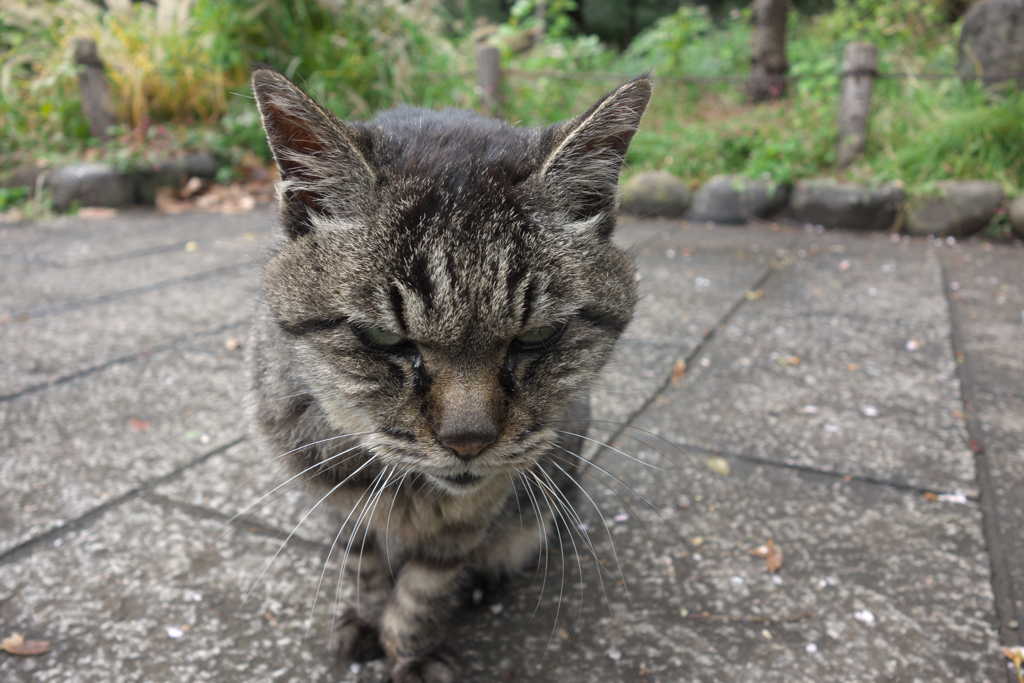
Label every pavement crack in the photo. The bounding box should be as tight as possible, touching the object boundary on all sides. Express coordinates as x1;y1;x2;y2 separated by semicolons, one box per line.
0;319;250;403
672;442;975;499
6;227;266;271
0;437;244;567
7;261;256;321
141;491;332;555
940;259;1022;650
600;261;780;457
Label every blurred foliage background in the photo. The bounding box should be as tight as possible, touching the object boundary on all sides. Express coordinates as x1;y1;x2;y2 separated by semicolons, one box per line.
0;0;1020;199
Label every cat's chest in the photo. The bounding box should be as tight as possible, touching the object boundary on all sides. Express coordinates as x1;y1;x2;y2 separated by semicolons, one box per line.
383;478;510;546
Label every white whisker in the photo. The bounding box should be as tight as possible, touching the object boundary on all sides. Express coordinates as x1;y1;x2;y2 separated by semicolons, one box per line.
242;454;379;611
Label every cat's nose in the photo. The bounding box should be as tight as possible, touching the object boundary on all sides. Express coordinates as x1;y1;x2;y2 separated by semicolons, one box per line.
438;425;497;460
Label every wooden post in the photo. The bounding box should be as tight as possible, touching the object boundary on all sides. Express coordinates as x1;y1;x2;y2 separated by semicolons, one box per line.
476;44;501;117
836;42;878;168
747;0;789;102
74;38;117;139
532;2;546;47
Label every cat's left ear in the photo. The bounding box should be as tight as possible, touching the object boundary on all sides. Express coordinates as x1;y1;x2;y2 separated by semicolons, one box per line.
538;75;652;237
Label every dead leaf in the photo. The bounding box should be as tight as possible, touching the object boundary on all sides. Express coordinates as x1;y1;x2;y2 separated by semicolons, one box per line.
706;456;730;476
130;417;151;432
1;632;52;656
179;176;205;199
155;186;190;215
785;355;800;366
671;359;686;384
924;492;938;502
765;539;783;573
745;289;764;300
1004;646;1024;683
77;206;118;219
847;363;861;371
748;539;783;574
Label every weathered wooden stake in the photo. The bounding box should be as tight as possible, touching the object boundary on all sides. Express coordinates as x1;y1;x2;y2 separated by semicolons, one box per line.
74;38;117;139
836;42;878;168
747;0;789;102
476;44;502;117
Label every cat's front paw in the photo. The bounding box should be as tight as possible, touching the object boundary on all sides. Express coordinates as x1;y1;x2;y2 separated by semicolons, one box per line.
331;608;385;662
389;645;462;683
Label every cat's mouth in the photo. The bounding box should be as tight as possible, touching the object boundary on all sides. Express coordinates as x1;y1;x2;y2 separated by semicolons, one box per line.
442;471;481;487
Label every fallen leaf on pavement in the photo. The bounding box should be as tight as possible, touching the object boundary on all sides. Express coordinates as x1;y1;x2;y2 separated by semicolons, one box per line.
671;359;686;384
748;539;784;574
77;207;118;219
1002;646;1023;683
130;417;151;432
1;632;52;656
179;176;206;199
706;456;730;476
745;289;764;300
155;186;191;215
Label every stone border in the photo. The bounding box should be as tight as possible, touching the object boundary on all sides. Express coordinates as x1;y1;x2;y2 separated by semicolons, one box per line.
620;170;1017;238
1;152;220;212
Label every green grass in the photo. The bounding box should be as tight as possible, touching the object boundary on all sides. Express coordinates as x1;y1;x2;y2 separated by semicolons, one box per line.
1;0;1021;202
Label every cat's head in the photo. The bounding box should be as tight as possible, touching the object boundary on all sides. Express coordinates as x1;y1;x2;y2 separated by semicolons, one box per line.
252;68;651;495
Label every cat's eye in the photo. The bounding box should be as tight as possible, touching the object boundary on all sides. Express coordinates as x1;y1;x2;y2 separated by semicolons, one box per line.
512;323;565;351
359;326;406;348
516;325;559;344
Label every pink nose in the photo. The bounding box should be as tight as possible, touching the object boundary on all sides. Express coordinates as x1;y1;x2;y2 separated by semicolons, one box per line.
438;430;497;461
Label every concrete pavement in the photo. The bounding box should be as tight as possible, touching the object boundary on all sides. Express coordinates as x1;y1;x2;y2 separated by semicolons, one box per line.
1;206;1021;682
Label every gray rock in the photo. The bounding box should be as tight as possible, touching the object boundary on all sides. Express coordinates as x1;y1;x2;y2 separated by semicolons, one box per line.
690;174;790;224
1;163;46;191
620;170;690;218
958;0;1024;90
44;163;135;211
790;179;904;231
133;159;186;206
905;180;1004;237
1009;194;1024;238
182;151;220;179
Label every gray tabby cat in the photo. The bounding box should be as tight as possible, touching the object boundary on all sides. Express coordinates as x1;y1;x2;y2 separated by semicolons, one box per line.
247;67;651;682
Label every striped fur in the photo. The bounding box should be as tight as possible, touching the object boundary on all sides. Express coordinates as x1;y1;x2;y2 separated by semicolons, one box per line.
247;67;651;682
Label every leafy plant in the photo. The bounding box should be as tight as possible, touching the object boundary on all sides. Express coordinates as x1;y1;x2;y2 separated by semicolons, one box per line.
0;185;30;211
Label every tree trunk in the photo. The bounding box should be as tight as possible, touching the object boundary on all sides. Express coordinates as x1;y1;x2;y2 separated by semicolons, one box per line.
747;0;789;103
836;42;878;168
74;39;117;140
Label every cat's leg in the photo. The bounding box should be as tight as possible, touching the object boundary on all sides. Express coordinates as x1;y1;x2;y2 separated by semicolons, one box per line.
380;560;466;683
331;539;392;662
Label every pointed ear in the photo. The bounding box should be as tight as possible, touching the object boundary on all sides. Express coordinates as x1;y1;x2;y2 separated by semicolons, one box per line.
251;67;375;238
538;76;652;235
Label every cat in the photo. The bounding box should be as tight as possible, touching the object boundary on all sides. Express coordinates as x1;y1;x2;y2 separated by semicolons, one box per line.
246;66;651;682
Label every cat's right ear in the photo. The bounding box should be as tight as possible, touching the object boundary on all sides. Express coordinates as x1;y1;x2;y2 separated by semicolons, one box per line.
251;67;375;239
538;75;652;239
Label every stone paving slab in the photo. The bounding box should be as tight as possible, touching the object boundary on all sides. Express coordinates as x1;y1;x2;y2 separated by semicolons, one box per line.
155;441;340;548
0;207;1020;683
0;277;255;397
0;336;245;556
943;241;1024;637
0;496;338;683
0;209;274;260
2;235;261;315
590;222;792;424
654;230;977;494
458;455;1001;682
